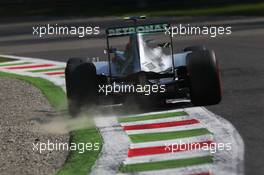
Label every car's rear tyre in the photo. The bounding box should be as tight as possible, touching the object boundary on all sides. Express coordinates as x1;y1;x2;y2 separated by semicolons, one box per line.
186;50;222;106
65;58;98;116
183;45;206;52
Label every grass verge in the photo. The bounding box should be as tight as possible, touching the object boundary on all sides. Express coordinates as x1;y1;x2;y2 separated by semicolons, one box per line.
0;57;16;63
57;129;102;175
0;71;102;175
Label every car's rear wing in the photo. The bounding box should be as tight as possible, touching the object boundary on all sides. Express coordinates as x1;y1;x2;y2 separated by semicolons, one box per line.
106;23;170;37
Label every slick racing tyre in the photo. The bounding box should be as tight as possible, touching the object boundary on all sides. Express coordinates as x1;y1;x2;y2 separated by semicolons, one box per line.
65;58;98;116
183;45;206;52
187;50;222;106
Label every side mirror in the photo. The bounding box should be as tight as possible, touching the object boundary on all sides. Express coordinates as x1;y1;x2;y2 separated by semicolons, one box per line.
158;42;171;48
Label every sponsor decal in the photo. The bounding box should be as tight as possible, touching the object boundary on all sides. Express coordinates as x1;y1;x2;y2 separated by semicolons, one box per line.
107;23;169;37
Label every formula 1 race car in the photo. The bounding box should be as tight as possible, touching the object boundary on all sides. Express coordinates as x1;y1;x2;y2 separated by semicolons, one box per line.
65;17;222;116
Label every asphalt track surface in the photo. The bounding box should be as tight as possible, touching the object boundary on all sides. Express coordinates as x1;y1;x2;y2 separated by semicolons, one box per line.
0;17;263;175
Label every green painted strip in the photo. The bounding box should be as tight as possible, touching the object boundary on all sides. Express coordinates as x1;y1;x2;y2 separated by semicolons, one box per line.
0;61;32;67
129;128;211;143
29;67;65;73
0;57;16;63
118;111;188;123
120;156;213;173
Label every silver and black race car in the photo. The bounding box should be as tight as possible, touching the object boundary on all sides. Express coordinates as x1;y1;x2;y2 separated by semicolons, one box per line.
65;17;222;115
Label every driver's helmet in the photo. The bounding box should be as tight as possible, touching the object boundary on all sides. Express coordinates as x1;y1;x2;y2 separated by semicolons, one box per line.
113;36;133;63
114;35;138;74
124;36;133;58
